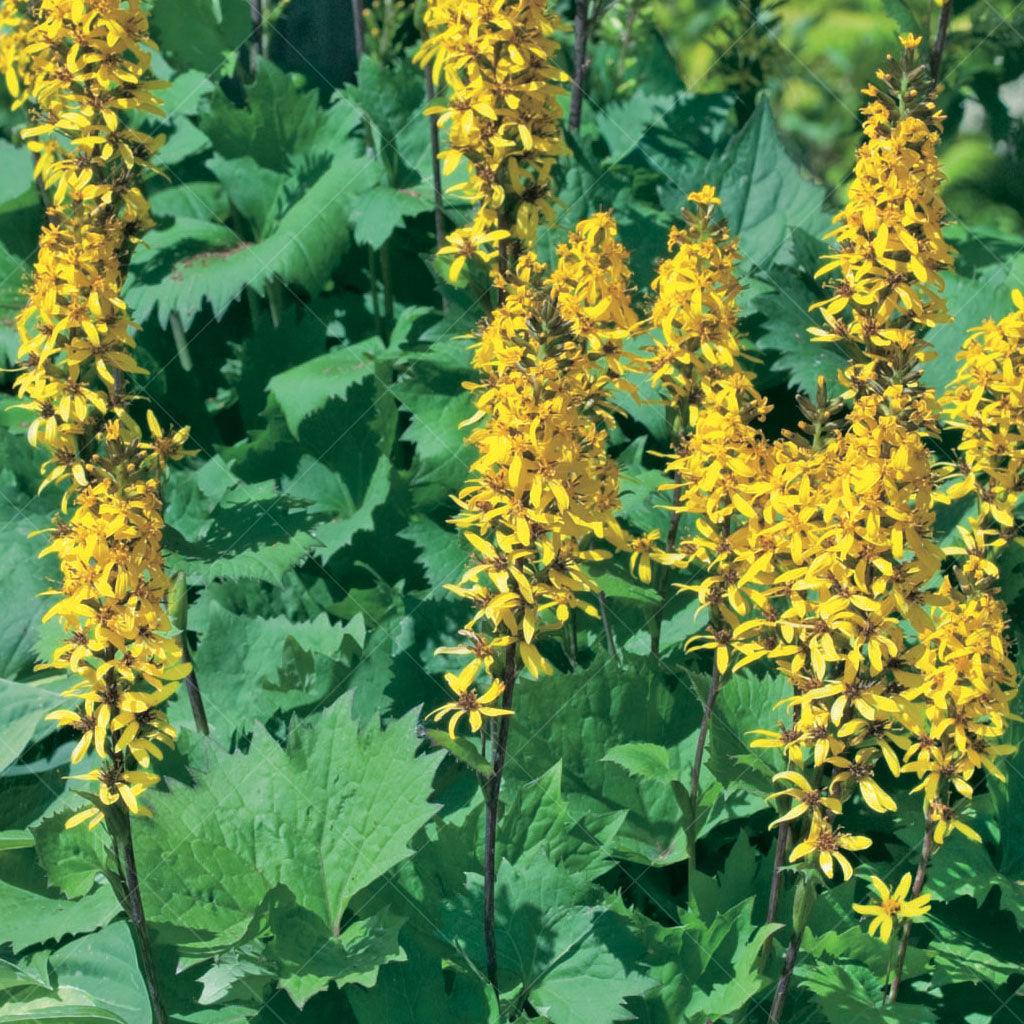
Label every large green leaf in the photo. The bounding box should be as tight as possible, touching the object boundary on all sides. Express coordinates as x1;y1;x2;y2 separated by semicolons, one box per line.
267;338;385;437
200;61;328;171
48;924;150;1024
506;655;704;866
0;879;118;954
0;468;57;678
190;601;357;729
133;693;442;935
151;0;252;74
924;258;1023;394
347;934;498;1024
128;151;376;329
0;678;62;773
707;99;832;270
164;478;323;585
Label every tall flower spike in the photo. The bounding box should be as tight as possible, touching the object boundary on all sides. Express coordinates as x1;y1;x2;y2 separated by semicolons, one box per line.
811;33;952;430
645;186;769;653
8;0;192;830
942;289;1024;538
431;211;636;738
645;185;764;427
416;0;569;283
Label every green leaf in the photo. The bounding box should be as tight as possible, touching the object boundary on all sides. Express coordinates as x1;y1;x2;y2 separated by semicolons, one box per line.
424;728;492;777
399;516;467;594
707;100;832;270
929;939;1020;988
797;962;936;1023
199;61;327;169
190;602;353;729
924;259;1022;394
128;150;375;329
707;668;789;793
391;351;474;509
206;155;287;238
746;268;845;397
0;471;57;677
348;934;498;1024
268;339;385;436
442;849;649;1023
507;655;703;866
266;898;405;1007
0;239;28;364
134;693;442;935
0;828;32;851
49;923;150;1024
528;912;653;1024
642;896;777;1022
151;0;251;74
32;810;107;899
350;186;433;249
164;481;323;585
0;879;118;954
602;742;675;783
0;140;33;206
0;678;62;773
344;54;425;148
0;1008;128;1023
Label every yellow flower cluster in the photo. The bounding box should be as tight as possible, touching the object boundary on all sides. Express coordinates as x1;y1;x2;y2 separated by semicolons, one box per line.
810;34;952;425
416;0;568;282
430;213;636;735
654;42;1019;897
671;389;946;879
943;289;1024;533
643;187;769;668
0;0;30;101
5;0;191;828
644;185;763;425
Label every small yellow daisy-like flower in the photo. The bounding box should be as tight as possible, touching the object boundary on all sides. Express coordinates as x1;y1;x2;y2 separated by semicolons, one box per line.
853;873;932;942
687;184;721;206
427;675;513;738
789;818;871;880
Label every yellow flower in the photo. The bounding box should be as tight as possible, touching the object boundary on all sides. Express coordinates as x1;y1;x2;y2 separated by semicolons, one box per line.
852;873;931;942
789;817;872;880
687;185;721;206
427;676;512;738
767;770;842;828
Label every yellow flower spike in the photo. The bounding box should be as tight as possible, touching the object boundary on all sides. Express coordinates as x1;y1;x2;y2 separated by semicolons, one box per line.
416;0;568;279
7;0;196;832
813;37;952;427
432;215;638;738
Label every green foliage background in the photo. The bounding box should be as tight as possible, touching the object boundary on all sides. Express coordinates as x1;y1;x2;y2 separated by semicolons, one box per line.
1;0;1023;1021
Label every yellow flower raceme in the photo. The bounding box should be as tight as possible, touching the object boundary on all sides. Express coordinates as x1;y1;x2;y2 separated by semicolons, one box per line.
644;185;762;424
6;0;192;828
431;214;637;735
416;0;568;281
811;34;952;427
942;289;1024;534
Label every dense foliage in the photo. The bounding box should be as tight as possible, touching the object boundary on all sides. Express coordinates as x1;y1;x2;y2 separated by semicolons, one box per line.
0;1;1022;1023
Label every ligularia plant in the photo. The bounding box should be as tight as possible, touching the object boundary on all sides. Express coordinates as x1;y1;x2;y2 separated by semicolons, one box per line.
3;2;196;1019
